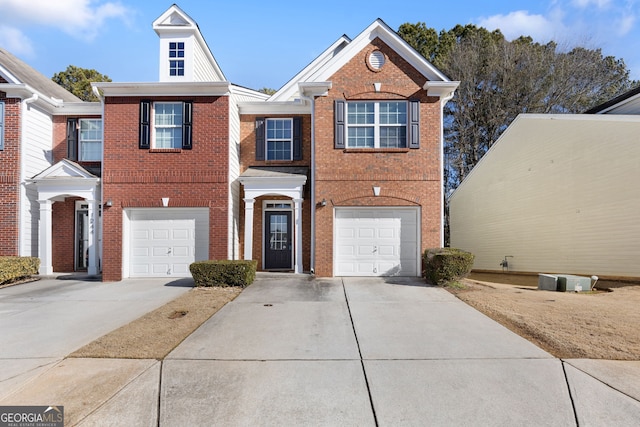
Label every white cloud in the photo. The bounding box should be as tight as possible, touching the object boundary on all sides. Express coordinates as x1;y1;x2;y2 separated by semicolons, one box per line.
477;10;564;42
572;0;612;8
617;14;637;35
0;26;34;57
0;0;129;40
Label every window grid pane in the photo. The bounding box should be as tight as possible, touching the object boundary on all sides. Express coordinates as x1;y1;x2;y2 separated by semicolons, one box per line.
347;102;374;124
79;119;102;161
266;119;293;160
379;102;407;124
380;127;407;148
348;127;374;148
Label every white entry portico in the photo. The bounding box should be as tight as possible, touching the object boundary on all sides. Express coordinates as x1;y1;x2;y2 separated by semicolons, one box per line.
238;167;307;273
28;159;101;276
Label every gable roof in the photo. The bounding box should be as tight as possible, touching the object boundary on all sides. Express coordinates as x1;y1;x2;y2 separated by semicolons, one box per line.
450;113;640;200
270;18;455;102
584;85;640;114
152;4;226;82
0;48;81;102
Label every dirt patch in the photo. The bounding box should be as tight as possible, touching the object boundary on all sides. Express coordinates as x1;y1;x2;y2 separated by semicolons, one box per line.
450;279;640;360
70;286;241;360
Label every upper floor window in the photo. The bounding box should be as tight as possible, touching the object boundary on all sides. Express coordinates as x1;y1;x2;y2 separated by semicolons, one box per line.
66;118;102;161
139;100;192;150
255;117;302;161
169;42;185;76
154;102;183;148
346;101;407;148
334;99;420;150
266;118;293;160
79;119;102;161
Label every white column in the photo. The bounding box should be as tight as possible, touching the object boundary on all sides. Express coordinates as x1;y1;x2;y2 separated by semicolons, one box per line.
38;199;53;275
293;198;303;273
87;200;98;275
243;198;255;261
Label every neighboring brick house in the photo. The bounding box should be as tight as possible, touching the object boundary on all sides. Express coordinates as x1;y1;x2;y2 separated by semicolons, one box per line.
0;47;101;276
0;4;457;280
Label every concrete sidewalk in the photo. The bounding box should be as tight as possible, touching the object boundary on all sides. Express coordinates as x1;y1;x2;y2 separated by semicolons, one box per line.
1;274;639;426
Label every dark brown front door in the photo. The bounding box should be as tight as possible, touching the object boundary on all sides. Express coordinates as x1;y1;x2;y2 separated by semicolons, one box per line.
264;211;292;270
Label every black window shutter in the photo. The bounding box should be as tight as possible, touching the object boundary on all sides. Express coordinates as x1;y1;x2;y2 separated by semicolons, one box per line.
66;118;78;160
409;99;420;149
182;101;193;149
139;100;151;149
255;117;265;160
293;116;302;160
334;100;346;149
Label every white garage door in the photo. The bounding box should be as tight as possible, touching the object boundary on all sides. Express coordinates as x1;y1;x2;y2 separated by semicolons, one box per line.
334;208;419;276
129;208;209;277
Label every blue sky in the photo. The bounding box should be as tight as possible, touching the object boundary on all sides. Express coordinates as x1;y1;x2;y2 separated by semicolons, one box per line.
1;0;639;90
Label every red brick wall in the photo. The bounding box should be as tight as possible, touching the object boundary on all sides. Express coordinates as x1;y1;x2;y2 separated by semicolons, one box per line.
313;38;443;276
0;95;21;255
101;96;230;281
239;114;312;271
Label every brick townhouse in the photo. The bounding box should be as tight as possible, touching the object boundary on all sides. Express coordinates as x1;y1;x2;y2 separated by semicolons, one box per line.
0;4;458;280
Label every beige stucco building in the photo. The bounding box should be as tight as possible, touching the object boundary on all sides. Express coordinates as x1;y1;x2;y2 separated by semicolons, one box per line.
450;88;640;279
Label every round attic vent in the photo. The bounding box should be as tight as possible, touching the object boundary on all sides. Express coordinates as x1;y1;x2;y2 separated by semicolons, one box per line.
368;50;385;70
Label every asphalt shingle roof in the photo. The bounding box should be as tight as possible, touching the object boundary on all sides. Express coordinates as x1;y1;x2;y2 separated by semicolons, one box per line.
0;48;81;102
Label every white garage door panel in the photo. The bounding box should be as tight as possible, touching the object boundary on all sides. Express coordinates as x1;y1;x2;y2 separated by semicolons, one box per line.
335;208;419;277
129;209;209;278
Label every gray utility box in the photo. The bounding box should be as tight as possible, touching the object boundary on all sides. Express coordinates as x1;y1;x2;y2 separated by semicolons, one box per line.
538;274;591;292
538;274;558;291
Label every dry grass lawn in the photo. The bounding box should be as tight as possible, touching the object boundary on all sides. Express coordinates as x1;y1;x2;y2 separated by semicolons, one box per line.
70;286;241;359
451;277;640;360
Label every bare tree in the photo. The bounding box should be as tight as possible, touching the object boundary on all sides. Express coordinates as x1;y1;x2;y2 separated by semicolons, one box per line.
399;23;636;192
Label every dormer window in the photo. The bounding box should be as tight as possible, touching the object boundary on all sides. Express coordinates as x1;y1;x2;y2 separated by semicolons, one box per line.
169;42;185;76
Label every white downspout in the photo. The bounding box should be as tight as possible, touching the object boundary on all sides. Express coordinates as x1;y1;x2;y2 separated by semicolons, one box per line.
92;85;105;273
18;93;39;256
300;93;316;273
439;91;455;248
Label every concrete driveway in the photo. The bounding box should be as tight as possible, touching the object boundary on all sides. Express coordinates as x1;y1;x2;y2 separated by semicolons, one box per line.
1;274;639;426
0;275;191;397
162;275;640;426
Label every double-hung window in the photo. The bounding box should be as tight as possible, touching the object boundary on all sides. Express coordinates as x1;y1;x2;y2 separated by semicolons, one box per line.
79;119;102;161
254;117;302;161
335;99;419;149
139;100;192;150
266;118;293;160
347;101;407;148
169;42;185;76
154;102;183;148
65;118;102;161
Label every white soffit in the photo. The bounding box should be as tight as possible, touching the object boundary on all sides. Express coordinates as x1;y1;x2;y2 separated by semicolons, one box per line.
92;81;231;97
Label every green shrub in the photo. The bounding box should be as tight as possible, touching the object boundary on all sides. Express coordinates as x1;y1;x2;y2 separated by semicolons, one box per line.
0;256;40;284
423;248;474;286
189;260;257;287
